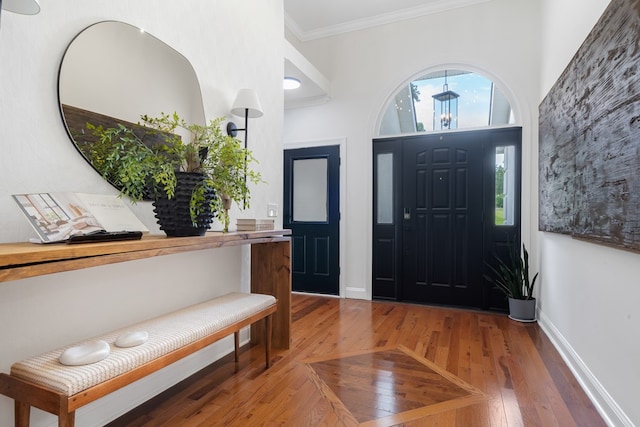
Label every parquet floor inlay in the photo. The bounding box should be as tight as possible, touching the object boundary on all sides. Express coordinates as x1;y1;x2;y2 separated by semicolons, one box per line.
304;345;486;425
106;294;606;426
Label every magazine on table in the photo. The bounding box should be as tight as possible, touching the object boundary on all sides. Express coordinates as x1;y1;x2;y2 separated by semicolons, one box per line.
12;192;148;243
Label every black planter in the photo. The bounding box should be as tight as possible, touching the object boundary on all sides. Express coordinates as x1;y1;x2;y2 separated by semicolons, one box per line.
508;297;536;322
152;172;216;237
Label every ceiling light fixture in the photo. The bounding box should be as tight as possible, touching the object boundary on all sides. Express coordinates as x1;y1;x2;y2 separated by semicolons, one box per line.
432;70;459;130
283;77;301;90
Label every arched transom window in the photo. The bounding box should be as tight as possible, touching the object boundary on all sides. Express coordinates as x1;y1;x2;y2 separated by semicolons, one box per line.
379;69;514;136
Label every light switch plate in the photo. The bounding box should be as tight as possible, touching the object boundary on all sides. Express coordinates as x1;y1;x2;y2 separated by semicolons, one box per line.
267;203;278;218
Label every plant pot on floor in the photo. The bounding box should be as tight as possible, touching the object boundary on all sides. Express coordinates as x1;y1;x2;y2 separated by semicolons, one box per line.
508;297;536;322
153;172;216;237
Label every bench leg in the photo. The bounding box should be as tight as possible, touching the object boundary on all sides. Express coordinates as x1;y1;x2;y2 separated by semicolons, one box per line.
59;411;75;427
265;314;272;368
234;331;240;363
15;401;29;427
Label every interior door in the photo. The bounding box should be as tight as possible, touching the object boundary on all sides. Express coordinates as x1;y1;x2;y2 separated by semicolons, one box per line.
283;146;340;295
402;133;484;307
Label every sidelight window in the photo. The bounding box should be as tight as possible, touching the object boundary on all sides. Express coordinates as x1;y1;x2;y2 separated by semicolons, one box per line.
495;145;515;226
376;153;394;225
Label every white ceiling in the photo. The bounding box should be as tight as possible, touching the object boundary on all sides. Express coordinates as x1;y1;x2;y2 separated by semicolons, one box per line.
284;0;491;41
282;0;491;108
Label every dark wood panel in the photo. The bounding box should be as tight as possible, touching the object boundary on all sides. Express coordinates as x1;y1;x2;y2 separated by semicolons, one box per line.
251;240;292;350
62;104;172;162
539;0;640;251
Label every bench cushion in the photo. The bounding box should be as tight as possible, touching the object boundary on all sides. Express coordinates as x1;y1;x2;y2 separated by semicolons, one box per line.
10;292;276;396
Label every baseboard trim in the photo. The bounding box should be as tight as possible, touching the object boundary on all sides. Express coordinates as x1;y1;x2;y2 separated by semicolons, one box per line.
345;287;368;300
537;310;633;427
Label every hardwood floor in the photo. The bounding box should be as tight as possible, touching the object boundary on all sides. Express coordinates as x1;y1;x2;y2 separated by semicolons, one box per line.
107;294;605;426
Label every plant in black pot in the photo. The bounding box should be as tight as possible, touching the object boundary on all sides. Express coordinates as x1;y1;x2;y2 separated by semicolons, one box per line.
485;242;539;322
88;112;261;236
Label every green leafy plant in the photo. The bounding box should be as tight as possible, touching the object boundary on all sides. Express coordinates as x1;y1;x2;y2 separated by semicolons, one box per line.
87;112;262;232
485;243;538;300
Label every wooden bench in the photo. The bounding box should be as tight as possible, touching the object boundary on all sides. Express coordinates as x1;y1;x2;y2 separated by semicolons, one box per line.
0;292;277;427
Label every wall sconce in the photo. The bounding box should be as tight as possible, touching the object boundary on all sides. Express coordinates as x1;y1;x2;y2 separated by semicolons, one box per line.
226;89;263;208
0;0;40;26
226;88;264;150
432;70;459;130
1;0;41;14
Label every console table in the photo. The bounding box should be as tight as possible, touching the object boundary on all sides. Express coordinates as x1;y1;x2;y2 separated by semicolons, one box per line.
0;230;292;349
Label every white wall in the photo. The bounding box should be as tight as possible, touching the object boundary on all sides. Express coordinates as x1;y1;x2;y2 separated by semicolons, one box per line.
284;0;541;300
0;1;283;426
539;1;638;426
285;0;638;424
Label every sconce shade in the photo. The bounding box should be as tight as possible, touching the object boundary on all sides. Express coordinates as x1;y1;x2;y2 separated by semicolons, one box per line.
2;0;40;14
230;89;263;118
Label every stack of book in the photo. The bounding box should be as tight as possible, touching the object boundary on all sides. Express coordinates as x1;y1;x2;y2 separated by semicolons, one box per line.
236;218;275;231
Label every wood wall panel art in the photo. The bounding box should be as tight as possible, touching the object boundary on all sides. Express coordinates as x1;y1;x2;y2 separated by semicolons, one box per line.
539;0;640;252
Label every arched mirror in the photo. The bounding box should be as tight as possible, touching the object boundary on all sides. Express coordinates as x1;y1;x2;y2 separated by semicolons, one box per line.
58;21;205;187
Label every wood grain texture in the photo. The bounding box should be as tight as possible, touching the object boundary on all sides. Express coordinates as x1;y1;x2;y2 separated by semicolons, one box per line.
305;346;486;425
0;231;292;369
0;230;291;281
107;294;605;427
539;0;640;251
251;241;292;349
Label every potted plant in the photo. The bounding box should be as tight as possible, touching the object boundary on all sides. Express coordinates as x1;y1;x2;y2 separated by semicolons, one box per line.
485;242;539;322
87;112;262;235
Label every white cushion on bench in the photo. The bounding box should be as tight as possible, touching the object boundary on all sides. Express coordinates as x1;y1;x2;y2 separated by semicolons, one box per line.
10;292;276;396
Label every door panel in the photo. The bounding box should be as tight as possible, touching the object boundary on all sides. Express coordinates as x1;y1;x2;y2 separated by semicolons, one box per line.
291;235;306;275
284;146;340;295
402;133;484;307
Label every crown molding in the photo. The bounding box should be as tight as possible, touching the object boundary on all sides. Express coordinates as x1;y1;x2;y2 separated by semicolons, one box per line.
286;0;491;42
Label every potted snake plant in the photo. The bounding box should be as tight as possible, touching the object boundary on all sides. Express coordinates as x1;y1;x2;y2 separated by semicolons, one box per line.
485;242;539;322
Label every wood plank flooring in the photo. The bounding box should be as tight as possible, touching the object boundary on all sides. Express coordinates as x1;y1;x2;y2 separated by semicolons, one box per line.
107;294;605;426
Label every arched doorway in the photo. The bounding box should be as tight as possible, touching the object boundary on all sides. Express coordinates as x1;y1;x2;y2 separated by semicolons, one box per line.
372;68;522;311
